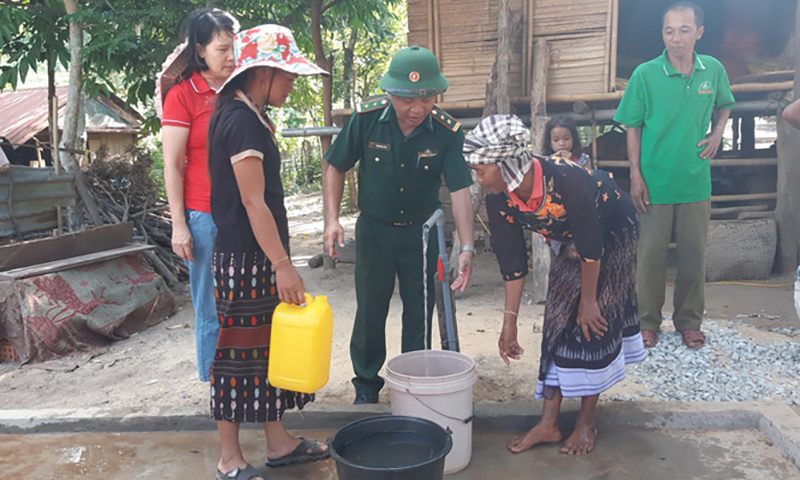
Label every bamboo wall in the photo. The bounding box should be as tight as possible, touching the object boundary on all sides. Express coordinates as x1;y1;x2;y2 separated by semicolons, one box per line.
408;0;617;102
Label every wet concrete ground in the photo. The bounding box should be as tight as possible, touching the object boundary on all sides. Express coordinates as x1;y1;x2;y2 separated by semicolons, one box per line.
2;427;798;479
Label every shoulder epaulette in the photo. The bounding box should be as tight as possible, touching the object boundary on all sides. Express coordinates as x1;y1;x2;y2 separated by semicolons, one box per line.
356;96;390;114
430;107;461;132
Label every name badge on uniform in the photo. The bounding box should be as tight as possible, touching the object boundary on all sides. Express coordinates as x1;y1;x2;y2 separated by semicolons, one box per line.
369;142;391;151
417;149;437;167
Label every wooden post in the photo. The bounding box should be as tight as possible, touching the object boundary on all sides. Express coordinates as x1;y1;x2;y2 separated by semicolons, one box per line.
776;1;800;272
527;0;535;97
474;1;525;265
427;0;434;51
496;0;511;115
433;0;443;103
590;118;598;169
51;97;63;236
482;6;522;118
529;39;551;304
35;145;44;169
602;0;613;92
609;0;619;91
521;0;530;97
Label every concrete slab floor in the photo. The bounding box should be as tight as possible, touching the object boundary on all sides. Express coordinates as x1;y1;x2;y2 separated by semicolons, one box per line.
2;427;798;480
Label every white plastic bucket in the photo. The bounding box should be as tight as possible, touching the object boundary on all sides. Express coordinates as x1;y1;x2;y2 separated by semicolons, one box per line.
385;350;478;474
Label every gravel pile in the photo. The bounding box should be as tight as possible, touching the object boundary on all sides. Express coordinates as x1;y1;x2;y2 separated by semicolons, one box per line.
608;320;800;404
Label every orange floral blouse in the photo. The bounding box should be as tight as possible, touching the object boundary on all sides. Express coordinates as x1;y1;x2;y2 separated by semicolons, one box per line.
486;153;638;281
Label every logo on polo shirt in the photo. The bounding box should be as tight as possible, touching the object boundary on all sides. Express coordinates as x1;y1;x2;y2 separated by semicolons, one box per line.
698;80;714;95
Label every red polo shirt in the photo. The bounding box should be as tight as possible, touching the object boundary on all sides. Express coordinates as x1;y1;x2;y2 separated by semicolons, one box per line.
161;71;216;213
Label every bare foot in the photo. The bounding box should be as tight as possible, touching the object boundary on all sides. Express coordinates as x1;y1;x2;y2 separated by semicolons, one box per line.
507;424;562;453
560;423;597;455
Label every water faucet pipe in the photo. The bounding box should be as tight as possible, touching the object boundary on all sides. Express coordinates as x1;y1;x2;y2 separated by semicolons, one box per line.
423;209;458;351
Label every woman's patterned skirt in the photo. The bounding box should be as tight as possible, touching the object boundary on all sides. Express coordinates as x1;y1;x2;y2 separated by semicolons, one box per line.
210;249;314;423
536;227;646;399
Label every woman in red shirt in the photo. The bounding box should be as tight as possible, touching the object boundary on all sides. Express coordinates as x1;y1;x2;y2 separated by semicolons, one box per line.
161;9;239;383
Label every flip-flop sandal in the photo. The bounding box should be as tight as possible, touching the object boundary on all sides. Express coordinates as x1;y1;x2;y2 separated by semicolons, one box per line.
266;437;331;468
216;463;263;480
680;329;706;349
641;330;658;348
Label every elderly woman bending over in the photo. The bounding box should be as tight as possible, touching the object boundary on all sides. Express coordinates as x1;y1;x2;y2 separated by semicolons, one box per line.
464;115;645;456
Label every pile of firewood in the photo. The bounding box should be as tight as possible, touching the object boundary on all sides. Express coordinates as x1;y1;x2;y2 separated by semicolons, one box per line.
84;146;187;287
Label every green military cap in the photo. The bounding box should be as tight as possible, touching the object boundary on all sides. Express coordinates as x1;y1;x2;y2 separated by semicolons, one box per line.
379;46;449;98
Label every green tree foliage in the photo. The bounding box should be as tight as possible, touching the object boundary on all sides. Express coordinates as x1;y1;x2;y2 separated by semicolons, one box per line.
1;0;406;193
2;0;403;124
0;1;70;89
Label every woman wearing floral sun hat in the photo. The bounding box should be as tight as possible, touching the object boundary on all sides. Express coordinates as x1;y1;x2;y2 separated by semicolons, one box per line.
205;24;329;480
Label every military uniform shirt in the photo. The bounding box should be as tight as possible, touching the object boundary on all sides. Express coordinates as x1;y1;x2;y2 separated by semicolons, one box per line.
325;96;473;225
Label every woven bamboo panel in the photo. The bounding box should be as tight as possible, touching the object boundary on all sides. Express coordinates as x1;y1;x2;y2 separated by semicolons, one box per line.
705;219;777;281
547;32;608;94
406;0;613;102
407;0;431;48
530;0;610;96
531;0;609;35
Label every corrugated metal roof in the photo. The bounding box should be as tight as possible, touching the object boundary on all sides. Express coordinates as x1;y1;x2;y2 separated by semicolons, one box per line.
0;86;68;148
0;86;144;150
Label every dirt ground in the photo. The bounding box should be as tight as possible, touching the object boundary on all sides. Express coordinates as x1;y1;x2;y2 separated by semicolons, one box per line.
0;192;798;411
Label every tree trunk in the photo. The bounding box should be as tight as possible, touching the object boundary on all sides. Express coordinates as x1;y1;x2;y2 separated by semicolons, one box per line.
47;46;56;165
310;0;333;155
342;29;358;109
310;0;336;270
342;28;359;212
776;1;800;272
61;0;85;232
529;39;551;304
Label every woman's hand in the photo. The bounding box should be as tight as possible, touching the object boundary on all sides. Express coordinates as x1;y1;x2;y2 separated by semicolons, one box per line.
171;221;194;263
450;250;473;292
576;298;608;341
498;320;524;365
562;242;580;260
274;262;305;305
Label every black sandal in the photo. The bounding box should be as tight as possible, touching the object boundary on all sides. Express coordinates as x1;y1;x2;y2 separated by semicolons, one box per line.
266;437;330;468
216;463;263;480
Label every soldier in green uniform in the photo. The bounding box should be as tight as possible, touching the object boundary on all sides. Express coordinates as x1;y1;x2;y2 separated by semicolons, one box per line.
323;46;475;404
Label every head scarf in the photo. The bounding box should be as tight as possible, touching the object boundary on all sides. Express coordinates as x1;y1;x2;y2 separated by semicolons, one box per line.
463;114;532;192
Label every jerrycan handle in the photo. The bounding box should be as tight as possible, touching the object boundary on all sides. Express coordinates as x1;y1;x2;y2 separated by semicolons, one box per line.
282;293;329;309
287;292;313;308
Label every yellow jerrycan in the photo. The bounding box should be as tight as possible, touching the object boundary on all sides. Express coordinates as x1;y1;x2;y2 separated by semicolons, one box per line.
268;293;333;394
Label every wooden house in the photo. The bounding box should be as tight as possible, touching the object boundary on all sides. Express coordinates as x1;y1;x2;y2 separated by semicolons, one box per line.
402;0;800;278
407;0;796;106
0;85;143;167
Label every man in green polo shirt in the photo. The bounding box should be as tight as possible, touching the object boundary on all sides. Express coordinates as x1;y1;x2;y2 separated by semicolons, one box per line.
323;46;475;404
614;1;734;350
